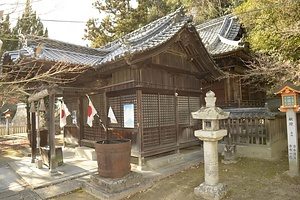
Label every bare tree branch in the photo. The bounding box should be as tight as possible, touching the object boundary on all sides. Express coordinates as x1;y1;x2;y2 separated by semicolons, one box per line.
0;59;90;103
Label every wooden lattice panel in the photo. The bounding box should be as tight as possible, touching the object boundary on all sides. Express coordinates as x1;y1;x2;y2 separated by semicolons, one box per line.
159;95;175;126
160;125;176;144
178;96;189;124
189;96;201;125
142;94;159;128
143;127;160;148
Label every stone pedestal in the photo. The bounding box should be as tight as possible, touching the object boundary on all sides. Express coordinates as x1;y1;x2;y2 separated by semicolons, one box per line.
195;130;228;199
83;172;145;200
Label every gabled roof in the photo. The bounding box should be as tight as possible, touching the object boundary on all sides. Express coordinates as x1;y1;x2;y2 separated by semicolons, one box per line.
2;7;222;80
2;7;192;67
196;14;244;57
97;6;193;65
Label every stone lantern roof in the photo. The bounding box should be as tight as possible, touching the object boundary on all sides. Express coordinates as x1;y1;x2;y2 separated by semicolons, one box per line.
191;90;229;120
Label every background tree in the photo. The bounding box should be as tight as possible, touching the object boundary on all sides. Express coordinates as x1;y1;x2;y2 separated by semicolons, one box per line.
0;0;48;54
0;14;14;55
234;0;300;92
184;0;246;23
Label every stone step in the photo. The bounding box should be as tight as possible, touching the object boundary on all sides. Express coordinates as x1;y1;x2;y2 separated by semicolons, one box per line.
75;147;96;161
146;150;203;170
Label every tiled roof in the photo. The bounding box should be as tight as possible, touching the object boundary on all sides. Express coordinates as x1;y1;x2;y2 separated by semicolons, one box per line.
2;35;106;66
2;7;226;81
223;107;278;119
2;7;191;67
196;14;244;56
97;7;192;65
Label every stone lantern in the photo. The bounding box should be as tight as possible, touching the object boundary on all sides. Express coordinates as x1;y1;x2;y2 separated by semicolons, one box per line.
191;90;230;200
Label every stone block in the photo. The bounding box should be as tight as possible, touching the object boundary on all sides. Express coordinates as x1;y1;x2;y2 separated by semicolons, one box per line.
194;182;228;200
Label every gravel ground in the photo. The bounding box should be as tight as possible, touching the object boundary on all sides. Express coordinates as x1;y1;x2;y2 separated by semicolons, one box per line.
1;134;300;200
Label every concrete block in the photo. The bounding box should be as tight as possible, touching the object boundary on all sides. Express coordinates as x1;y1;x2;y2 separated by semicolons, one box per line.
75;147;96;161
146;153;184;170
35;159;42;169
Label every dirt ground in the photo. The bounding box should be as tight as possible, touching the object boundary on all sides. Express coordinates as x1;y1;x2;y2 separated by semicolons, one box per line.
1;135;300;200
52;151;300;200
0;134;29;167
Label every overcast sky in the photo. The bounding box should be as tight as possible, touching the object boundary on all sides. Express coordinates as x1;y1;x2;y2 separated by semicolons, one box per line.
1;0;103;46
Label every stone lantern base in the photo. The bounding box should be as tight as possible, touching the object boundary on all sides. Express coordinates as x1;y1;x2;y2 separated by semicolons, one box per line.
194;182;228;200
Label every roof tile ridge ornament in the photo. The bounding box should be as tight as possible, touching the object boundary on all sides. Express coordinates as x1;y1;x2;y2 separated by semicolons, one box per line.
18;33;27;48
206;17;231;50
205;15;242;51
217;34;243;47
101;7;184;51
17;34;35;59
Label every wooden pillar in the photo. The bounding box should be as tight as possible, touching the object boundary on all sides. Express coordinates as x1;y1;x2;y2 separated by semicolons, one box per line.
104;92;109;140
175;93;179;153
79;96;84;146
136;89;143;168
31;112;37;163
48;94;57;172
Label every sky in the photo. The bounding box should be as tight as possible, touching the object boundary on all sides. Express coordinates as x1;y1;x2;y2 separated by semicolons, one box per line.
1;0;103;46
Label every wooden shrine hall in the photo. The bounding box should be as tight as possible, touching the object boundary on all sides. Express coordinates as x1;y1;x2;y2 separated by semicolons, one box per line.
2;7;242;167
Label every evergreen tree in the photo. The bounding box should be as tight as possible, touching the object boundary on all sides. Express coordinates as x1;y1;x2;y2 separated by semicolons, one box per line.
0;14;14;55
12;0;48;36
2;0;48;52
84;0;182;47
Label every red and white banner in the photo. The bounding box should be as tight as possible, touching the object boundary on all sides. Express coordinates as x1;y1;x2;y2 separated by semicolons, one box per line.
87;96;98;127
60;101;70;128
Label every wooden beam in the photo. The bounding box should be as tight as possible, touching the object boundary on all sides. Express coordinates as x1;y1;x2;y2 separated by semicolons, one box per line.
28;85;62;102
31;112;36;163
48;94;57;172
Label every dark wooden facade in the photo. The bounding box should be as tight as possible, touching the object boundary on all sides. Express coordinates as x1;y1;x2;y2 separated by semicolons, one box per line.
62;37;218;164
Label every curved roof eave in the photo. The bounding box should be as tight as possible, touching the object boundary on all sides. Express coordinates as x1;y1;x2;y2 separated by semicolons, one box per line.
196;14;246;56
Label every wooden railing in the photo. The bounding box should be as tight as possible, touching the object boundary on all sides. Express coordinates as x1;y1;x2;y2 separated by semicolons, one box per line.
220;115;286;146
0;125;27;136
